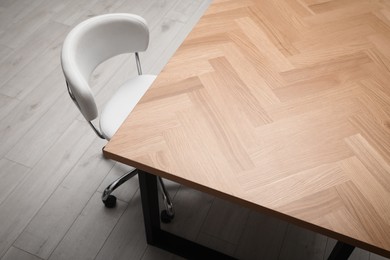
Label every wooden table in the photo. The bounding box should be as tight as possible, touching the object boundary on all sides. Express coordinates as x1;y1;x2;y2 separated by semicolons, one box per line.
103;0;390;258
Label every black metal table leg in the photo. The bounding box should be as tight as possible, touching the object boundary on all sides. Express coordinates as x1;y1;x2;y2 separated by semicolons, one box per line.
328;241;355;260
138;170;161;244
138;170;236;259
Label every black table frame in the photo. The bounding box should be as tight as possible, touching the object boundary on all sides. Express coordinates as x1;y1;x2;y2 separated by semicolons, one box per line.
138;170;355;259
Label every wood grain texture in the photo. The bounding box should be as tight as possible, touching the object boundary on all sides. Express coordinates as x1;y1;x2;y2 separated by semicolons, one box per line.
0;159;29;205
13;139;113;259
0;120;95;257
48;192;127;260
2;247;43;260
104;0;390;257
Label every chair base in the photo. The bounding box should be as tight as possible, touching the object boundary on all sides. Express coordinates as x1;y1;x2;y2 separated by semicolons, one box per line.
102;168;175;223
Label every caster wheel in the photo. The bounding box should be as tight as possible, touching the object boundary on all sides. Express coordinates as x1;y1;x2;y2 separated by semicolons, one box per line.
103;195;117;208
160;210;174;223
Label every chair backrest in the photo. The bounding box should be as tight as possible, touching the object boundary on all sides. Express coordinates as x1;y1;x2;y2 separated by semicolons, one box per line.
61;13;150;121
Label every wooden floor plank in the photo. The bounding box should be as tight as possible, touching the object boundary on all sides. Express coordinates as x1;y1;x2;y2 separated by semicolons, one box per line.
1;29;69;100
162;187;215;241
0;0;47;35
141;246;185;260
2;247;43;260
51;0;100;26
278;224;328;260
0;120;94;258
234;211;288;260
199;198;250;246
0;2;51;49
0;67;67;159
5;93;79;167
48;192;127;260
94;191;147;260
0;44;12;64
0;94;19;121
0;159;29;206
14;138;112;259
0;22;68;93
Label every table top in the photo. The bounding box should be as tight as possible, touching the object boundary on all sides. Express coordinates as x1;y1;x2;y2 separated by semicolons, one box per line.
104;0;390;257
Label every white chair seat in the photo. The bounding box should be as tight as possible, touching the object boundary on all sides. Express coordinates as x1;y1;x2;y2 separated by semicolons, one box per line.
100;74;156;140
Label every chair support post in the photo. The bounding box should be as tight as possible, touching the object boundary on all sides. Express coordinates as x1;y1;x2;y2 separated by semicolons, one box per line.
135;52;142;75
66;81;105;139
87;121;105;139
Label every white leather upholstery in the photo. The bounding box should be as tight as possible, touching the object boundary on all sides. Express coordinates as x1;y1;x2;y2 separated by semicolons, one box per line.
61;13;150;122
100;74;156;140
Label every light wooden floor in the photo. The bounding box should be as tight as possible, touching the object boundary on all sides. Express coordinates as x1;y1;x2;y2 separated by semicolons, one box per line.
0;0;388;259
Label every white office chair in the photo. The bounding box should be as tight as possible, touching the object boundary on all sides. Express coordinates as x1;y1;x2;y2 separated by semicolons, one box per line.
61;13;174;222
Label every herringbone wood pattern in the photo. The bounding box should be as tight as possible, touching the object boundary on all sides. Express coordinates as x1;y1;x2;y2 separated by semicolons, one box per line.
105;0;390;258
